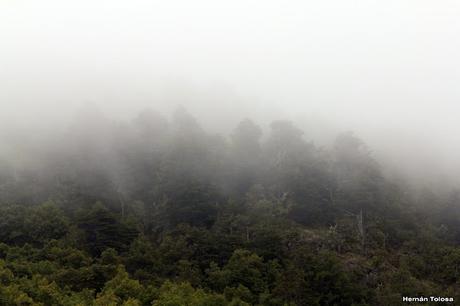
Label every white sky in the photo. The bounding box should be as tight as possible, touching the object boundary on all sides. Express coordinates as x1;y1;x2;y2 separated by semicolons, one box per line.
1;0;460;184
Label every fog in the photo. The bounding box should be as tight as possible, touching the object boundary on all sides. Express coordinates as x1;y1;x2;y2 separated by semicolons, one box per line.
1;0;460;188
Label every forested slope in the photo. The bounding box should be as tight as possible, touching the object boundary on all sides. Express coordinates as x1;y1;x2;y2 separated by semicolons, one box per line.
0;108;459;305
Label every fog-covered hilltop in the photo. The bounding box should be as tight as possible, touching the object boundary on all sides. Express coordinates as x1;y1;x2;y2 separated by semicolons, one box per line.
0;107;459;305
2;0;460;303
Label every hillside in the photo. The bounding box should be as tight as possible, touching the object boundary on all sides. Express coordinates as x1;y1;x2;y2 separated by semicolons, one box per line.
0;109;459;305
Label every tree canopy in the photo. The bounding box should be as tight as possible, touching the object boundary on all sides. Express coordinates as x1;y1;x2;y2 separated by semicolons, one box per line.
0;108;458;305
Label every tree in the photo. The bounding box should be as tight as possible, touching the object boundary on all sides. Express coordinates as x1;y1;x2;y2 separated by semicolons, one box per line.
77;203;138;255
207;249;279;304
98;265;144;302
153;281;228;306
162;181;220;229
230;119;263;195
264;120;309;168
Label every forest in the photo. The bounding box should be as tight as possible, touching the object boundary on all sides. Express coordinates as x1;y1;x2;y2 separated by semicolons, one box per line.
0;107;459;306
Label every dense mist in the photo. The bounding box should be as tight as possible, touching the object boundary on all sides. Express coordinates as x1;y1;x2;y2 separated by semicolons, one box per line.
1;0;460;188
0;103;458;193
1;1;460;305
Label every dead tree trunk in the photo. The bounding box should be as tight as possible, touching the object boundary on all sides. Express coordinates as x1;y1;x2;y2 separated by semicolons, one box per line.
357;209;365;253
118;191;126;220
341;208;366;254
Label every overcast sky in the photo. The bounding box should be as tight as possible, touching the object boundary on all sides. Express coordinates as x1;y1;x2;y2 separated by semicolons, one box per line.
1;0;459;185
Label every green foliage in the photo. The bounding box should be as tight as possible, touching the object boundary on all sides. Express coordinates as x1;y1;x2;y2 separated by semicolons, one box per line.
163;180;220;228
153;281;228;306
0;202;69;246
77;203;138;255
0;111;459;305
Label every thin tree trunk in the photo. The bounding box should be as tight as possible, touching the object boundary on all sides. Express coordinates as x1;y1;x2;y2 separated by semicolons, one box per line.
357;209;365;253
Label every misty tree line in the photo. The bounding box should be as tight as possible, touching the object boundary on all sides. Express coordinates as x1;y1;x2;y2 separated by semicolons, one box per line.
0;107;460;305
